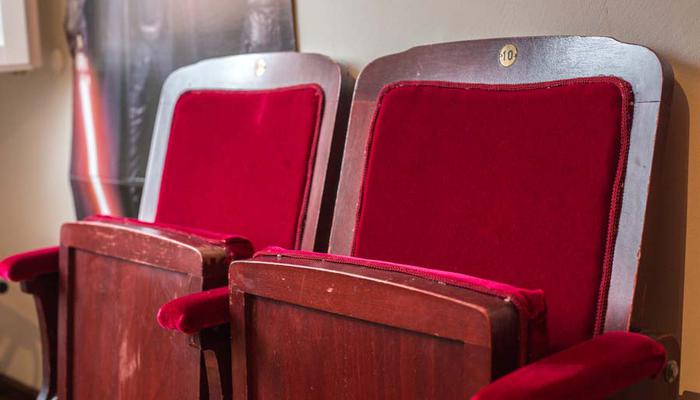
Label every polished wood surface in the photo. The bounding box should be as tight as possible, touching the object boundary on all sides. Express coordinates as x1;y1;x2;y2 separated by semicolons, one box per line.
229;254;519;399
57;221;230;399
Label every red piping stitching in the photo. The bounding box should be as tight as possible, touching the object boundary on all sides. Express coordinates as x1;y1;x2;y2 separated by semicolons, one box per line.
593;80;634;335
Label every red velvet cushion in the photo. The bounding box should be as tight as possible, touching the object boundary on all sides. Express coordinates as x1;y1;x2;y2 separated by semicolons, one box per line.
257;246;548;364
0;246;59;281
157;287;229;334
471;332;666;400
352;79;632;352
155;85;324;250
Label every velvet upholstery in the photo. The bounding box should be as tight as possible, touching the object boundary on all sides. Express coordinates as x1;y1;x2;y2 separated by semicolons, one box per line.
154;85;324;250
0;246;59;282
157;287;230;334
471;332;666;400
352;79;632;352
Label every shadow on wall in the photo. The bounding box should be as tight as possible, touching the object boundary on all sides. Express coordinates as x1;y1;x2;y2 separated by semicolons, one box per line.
0;301;41;385
635;76;689;338
633;55;700;398
669;59;700;395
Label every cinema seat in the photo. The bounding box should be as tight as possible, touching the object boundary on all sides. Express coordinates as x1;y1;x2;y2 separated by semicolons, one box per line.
1;52;351;400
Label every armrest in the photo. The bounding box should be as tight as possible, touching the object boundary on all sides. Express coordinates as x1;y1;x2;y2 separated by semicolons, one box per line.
0;246;59;282
471;332;666;400
157;287;230;334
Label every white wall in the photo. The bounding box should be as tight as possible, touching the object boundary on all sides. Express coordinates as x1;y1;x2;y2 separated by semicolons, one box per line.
295;0;700;392
0;0;72;388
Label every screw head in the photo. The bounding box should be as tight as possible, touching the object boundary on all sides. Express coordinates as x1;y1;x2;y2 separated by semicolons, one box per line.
664;360;679;383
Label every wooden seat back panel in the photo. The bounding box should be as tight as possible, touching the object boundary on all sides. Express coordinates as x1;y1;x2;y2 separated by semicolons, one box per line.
67;249;201;399
229;257;519;399
57;222;230;399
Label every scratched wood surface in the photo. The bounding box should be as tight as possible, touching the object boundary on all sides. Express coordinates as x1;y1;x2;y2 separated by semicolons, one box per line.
57;221;228;399
229;255;520;399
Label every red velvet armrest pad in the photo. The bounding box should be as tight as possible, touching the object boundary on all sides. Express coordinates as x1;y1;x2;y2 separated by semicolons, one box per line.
472;332;666;400
256;246;548;364
157;287;229;334
0;246;60;282
86;215;254;259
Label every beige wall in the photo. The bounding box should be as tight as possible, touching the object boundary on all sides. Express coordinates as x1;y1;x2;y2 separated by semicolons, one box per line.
295;0;700;393
0;0;72;388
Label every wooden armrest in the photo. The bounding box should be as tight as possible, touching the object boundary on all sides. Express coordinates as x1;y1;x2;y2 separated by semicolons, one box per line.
228;250;533;398
61;220;233;279
157;287;230;334
0;246;59;282
472;332;667;400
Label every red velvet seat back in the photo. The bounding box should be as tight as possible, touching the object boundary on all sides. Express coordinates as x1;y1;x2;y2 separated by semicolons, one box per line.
351;79;632;352
154;85;323;250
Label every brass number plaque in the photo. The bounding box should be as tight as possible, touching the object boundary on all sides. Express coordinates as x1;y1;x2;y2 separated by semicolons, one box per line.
255;58;267;76
499;44;518;67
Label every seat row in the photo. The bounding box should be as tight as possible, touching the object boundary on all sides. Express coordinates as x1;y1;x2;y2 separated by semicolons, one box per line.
0;36;679;400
